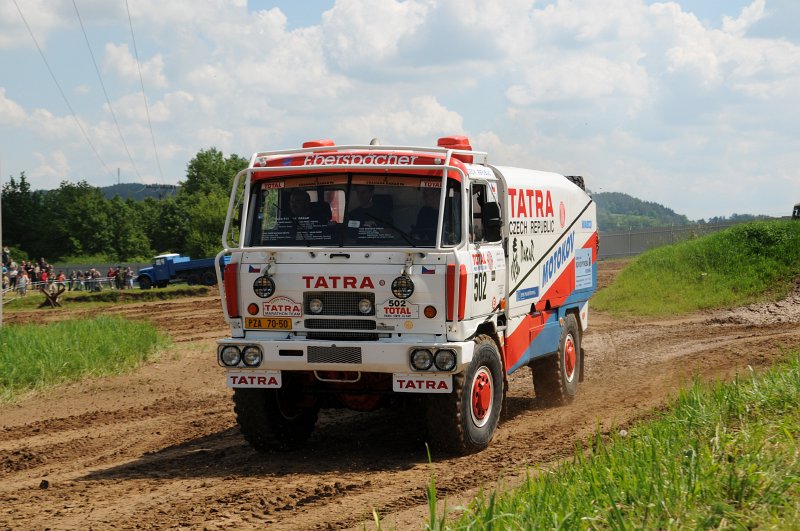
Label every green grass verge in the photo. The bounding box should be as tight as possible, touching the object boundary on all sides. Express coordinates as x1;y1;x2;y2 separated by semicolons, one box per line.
2;285;210;312
0;316;170;401
594;220;800;316
437;348;800;530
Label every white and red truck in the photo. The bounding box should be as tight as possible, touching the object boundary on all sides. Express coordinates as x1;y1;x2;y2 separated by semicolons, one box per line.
216;136;598;454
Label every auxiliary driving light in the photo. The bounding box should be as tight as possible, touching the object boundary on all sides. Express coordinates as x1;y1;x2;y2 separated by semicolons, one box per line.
309;297;323;314
220;345;242;366
424;305;437;318
410;349;433;371
253;275;275;298
358;298;373;315
434;349;457;372
242;346;263;367
391;275;414;299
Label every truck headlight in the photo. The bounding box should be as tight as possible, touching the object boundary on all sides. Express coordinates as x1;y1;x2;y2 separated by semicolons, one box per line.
242;346;263;367
253;275;275;298
358;298;373;314
434;349;457;371
391;276;414;299
309;298;323;314
220;345;241;366
410;348;433;371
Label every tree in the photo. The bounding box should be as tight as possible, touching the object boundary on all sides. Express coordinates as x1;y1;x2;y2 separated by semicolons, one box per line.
1;172;43;253
181;148;248;196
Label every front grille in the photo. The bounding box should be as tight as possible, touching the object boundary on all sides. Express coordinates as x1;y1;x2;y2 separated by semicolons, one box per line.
304;292;375;316
304;319;376;330
308;346;362;364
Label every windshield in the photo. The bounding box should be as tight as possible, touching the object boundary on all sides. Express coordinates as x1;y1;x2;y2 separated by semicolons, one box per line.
246;173;462;248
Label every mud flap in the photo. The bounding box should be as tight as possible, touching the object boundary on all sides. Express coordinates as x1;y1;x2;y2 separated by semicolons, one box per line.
579;347;586;382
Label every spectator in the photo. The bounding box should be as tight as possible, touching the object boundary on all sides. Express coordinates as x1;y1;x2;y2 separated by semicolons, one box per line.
17;270;28;296
8;265;18;289
125;266;134;289
56;271;66;289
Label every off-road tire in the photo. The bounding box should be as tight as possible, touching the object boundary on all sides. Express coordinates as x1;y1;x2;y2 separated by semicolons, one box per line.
232;387;318;452
202;270;216;286
566;175;585;191
425;335;504;455
531;314;581;407
138;276;151;290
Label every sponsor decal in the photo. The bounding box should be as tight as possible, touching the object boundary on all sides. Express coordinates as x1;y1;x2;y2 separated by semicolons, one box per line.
260;181;285;189
379;299;419;319
542;232;575;286
582;220;593;229
302;275;375;289
559;202;566;228
510;237;535;281
421;265;436;275
248;265;261;273
263;296;302;317
508;188;554;218
303;153;419;166
392;373;453;393
420;180;441;189
575;247;593;290
516;286;540;301
227;370;282;389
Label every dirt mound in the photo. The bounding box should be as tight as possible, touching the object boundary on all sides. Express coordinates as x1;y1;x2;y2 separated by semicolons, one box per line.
2;264;799;530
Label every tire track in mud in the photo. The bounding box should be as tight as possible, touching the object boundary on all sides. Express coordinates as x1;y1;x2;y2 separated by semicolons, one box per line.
2;269;800;530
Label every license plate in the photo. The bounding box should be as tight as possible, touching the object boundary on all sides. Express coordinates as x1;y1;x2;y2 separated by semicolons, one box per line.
244;317;292;330
227;370;282;388
392;373;453;393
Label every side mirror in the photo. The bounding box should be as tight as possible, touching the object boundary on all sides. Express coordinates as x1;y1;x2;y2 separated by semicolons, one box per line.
482;201;502;242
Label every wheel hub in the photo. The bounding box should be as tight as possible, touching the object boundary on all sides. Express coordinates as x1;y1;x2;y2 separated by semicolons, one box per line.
565;335;576;380
471;367;493;426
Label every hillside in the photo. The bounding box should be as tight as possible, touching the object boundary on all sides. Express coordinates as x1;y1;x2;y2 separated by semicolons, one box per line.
99;183;178;201
592;191;690;231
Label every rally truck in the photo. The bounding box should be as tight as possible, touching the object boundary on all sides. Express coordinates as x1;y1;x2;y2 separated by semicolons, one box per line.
137;253;220;289
216;136;598;454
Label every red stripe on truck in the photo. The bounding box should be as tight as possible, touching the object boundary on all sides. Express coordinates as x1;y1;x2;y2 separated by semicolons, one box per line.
224;263;239;318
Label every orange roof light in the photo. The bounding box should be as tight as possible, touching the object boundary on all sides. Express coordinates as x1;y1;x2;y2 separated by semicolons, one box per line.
437;135;473;163
302;139;335;148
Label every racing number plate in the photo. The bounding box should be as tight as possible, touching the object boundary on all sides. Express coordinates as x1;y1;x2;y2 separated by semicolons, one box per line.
244;317;292;330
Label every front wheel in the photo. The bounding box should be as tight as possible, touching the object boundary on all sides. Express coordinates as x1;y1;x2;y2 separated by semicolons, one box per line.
531;313;581;406
233;386;318;452
425;335;504;454
138;276;151;290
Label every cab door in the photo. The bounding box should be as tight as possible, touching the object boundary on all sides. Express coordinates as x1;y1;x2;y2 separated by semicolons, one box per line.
466;180;506;318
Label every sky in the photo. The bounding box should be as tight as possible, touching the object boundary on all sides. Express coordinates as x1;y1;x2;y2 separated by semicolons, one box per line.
1;0;798;221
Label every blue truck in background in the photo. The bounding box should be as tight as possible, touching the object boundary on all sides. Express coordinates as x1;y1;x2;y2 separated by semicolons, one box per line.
137;253;227;289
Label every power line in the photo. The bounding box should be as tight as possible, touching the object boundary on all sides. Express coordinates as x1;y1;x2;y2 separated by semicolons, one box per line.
126;0;165;184
12;0;115;180
72;0;143;181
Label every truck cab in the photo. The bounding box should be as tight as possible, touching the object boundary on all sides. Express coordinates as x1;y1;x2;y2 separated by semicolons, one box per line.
216;136;597;454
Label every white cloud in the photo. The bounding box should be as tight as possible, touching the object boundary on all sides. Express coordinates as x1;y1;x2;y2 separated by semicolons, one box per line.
31;150;70;181
103;42;167;88
723;0;766;36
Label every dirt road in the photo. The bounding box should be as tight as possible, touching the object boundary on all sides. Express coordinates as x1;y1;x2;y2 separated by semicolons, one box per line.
2;264;800;530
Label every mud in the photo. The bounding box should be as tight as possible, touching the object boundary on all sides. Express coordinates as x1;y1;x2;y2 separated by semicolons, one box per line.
2;263;800;530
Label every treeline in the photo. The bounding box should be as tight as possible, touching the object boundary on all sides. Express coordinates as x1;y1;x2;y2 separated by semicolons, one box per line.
2;148;248;263
593;191;691;231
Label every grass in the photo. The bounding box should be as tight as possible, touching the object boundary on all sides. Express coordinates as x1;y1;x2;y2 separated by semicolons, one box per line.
594;220;800;316
1;284;211;312
427;348;800;530
0;315;170;401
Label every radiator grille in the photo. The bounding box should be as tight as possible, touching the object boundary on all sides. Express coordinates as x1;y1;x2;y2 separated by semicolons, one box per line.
307;346;362;364
304;292;375;316
304;319;376;330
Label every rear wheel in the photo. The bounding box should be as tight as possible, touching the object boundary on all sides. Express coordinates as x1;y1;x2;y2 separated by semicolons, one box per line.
233;385;319;452
202;270;216;286
425;335;504;454
531;314;581;406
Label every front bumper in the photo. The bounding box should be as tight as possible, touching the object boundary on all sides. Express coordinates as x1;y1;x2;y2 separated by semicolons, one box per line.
216;337;475;374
